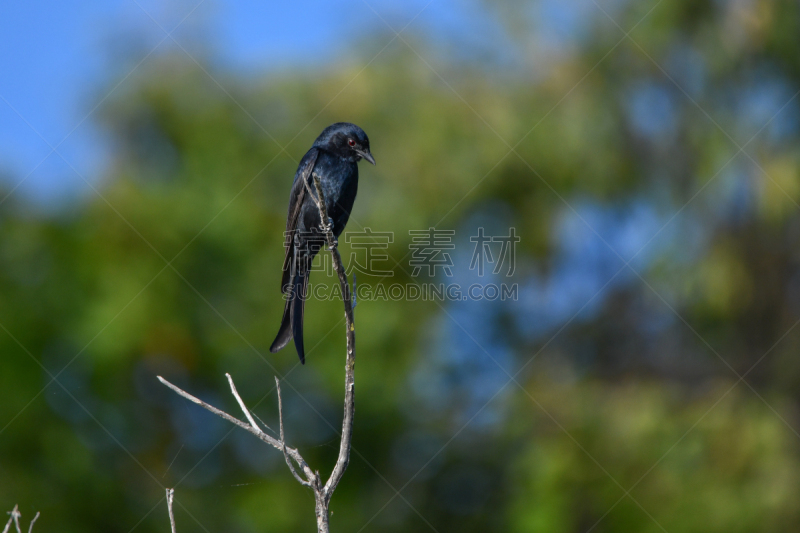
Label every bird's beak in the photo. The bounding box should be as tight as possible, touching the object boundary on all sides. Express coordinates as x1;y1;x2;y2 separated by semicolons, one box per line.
359;150;376;165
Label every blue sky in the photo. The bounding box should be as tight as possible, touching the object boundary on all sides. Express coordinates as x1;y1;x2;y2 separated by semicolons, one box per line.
0;0;523;205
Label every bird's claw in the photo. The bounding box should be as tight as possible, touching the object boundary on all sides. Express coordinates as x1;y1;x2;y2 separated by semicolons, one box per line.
321;217;334;235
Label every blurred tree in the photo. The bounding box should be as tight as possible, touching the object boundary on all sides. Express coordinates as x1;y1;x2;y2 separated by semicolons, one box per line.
2;1;800;531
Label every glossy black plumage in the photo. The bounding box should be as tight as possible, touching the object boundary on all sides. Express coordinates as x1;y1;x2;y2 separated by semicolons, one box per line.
269;123;375;363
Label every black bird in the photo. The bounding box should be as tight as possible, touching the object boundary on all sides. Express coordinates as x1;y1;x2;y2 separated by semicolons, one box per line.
269;122;375;363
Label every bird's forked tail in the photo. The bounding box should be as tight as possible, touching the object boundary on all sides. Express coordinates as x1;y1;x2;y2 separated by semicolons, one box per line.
269;269;309;363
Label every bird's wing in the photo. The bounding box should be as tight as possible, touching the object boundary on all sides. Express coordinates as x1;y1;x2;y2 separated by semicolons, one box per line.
280;148;319;292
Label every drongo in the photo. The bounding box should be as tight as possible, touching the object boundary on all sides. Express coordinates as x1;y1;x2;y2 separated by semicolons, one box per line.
269;122;375;364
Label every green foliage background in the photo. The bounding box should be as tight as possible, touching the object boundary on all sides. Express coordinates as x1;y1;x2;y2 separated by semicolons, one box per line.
3;1;800;531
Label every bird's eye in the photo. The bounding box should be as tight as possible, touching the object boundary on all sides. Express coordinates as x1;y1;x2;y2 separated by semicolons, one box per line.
348;139;356;147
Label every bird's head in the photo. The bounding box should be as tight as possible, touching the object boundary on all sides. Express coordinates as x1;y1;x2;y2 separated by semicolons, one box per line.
314;122;376;165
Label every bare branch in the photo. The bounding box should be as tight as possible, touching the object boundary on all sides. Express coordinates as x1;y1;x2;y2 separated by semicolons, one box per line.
302;172;320;208
310;175;357;501
1;505;15;533
10;505;20;533
26;513;38;533
157;375;312;479
310;176;337;252
166;489;176;533
158;376;265;437
158;172;358;533
275;377;312;487
3;506;36;533
352;273;357;309
226;373;260;431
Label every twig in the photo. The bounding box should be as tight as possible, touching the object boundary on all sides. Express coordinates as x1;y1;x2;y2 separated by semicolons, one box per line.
26;513;38;533
166;489;176;533
6;505;20;533
276;376;312;487
11;505;20;533
311;175;357;502
226;373;260;430
156;376;312;479
1;506;14;533
2;506;37;533
302;172;320;208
